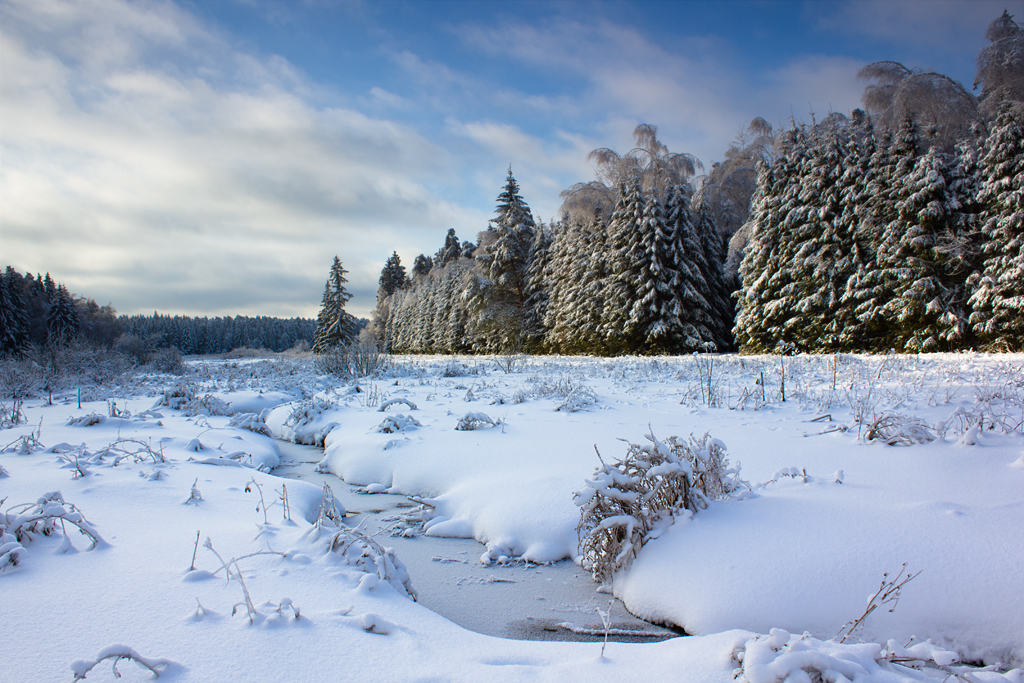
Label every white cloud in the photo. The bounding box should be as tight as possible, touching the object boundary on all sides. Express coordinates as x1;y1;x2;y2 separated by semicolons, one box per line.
809;0;1006;49
0;0;478;319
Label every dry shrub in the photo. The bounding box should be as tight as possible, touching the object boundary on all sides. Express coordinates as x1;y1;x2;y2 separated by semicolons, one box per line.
575;431;746;583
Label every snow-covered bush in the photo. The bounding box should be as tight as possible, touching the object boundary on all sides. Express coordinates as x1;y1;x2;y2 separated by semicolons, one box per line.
314;338;388;380
556;385;598;412
377;414;421;433
326;525;417;600
67;413;104;427
151;346;185;375
440;360;476;378
731;628;1009;683
455;412;497;430
862;411;936;446
183;394;231;417
228;412;273;437
575;432;746;583
266;393;339;444
158;381;197;410
1;492;105;572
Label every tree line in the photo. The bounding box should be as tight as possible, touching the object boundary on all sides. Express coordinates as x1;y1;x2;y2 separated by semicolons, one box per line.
329;10;1021;356
0;267;317;361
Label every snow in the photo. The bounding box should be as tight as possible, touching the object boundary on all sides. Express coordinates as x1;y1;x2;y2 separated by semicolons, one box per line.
2;352;1023;681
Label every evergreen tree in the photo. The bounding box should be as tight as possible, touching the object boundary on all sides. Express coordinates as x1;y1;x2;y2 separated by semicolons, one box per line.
969;106;1024;349
790;129;851;350
601;178;646;351
46;284;79;345
43;273;56;304
522;222;552;350
313;257;358;353
412;254;433;279
471;169;537;350
735;129;810;352
1;267;30;357
693;197;734;350
378;252;409;299
876;149;970;350
437;229;462;266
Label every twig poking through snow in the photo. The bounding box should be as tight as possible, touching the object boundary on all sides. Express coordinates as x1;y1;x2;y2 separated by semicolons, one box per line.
836;563;921;643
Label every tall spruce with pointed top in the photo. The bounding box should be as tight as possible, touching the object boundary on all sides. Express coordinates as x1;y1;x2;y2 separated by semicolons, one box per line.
693;197;734;350
471;169;537;350
659;185;719;352
969;106;1024;349
378;252;409;299
46;284;79;345
878;149;970;350
1;267;30;357
735;128;811;352
313;256;358;354
601;178;646;351
522;221;553;350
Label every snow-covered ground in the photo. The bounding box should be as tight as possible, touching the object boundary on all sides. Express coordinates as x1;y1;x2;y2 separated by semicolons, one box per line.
2;353;1022;682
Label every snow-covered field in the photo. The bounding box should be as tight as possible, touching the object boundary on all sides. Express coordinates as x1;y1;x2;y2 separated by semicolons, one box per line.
2;353;1022;682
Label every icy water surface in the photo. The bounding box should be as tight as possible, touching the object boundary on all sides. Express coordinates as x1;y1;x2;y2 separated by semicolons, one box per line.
273;440;682;643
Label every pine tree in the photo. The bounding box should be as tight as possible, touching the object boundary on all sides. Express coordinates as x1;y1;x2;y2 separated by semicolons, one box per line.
46;284;79;345
522;222;552;350
412;254;433;279
378;252;409;299
969;106;1024;349
43;273;56;304
735;129;810;352
876;148;969;350
693;197;734;350
312;256;358;353
1;268;30;357
601;178;646;351
438;229;462;266
471;169;537;350
789;129;851;350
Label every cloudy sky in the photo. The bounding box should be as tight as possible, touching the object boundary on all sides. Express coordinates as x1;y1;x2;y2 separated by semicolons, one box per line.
0;0;1009;319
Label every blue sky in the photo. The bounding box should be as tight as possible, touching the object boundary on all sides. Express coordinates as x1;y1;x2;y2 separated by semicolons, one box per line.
0;0;1010;320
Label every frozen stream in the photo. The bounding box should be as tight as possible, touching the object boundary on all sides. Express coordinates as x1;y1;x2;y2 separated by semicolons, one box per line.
273;440;682;643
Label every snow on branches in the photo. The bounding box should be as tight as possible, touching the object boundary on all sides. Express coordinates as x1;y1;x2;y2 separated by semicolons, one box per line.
574;431;747;583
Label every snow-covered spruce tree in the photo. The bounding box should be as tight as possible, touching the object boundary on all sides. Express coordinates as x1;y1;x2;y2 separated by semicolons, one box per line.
540;218;576;352
735;129;811;352
788;128;853;351
850;114;924;350
378;252;408;300
693;198;735;350
436;228;463;267
438;262;474;354
969;105;1024;349
411;254;433;281
312;257;359;354
625;186;694;353
1;267;30;358
522;221;553;351
469;169;536;351
874;148;972;351
600;178;646;352
836;119;884;350
657;185;719;352
46;284;79;346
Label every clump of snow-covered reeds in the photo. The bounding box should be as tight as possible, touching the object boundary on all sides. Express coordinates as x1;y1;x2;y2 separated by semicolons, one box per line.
1;491;106;572
574;431;747;584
